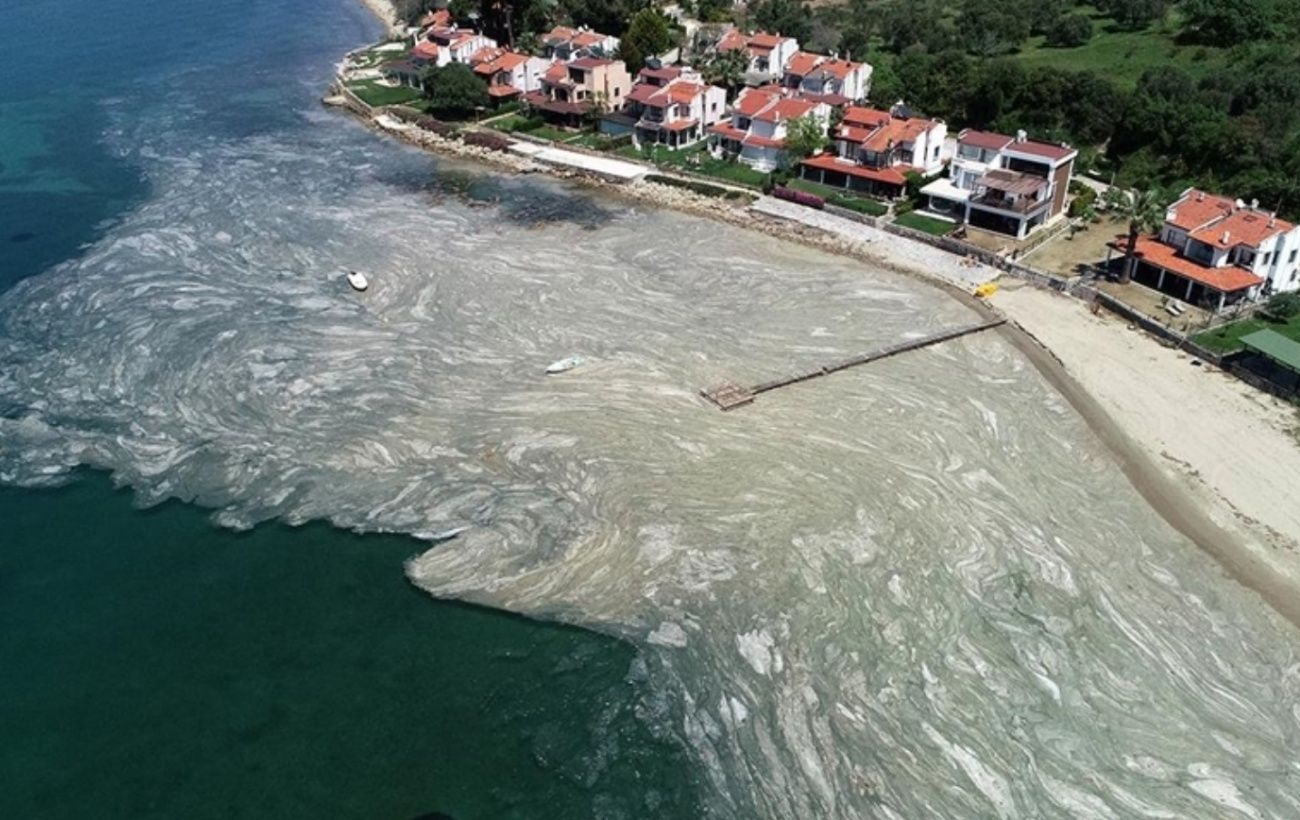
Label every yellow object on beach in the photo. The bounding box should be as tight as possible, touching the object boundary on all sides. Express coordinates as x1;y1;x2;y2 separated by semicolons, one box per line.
974;282;999;298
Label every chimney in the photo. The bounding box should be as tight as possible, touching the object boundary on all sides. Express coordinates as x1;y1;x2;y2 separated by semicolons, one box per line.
1251;198;1260;210
1197;190;1205;202
1221;230;1231;245
1015;129;1027;142
1270;213;1277;227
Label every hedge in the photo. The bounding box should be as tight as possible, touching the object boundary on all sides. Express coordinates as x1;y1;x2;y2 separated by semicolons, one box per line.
773;185;825;209
645;174;749;200
462;131;511;151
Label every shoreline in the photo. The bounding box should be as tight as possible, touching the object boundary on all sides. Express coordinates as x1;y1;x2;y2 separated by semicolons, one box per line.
356;0;399;36
328;42;1300;632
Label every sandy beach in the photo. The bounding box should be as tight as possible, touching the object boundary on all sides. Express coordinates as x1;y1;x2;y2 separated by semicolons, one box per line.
993;282;1300;622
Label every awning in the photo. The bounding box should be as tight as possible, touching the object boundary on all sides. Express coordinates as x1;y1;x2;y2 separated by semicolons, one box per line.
977;169;1046;196
1110;235;1264;293
920;177;971;202
1240;329;1300;373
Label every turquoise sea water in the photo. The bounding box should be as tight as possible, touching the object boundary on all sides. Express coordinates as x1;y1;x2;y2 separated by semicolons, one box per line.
0;1;700;816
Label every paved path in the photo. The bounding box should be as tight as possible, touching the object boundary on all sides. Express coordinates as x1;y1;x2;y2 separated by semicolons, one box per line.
750;196;996;290
508;142;646;181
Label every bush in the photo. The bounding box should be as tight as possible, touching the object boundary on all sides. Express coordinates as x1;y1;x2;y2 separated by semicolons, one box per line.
1045;14;1093;48
414;116;456;137
462;131;511;152
773;186;825;209
827;194;888;216
645;174;746;200
1264;292;1300;321
1068;185;1098;217
895;199;915;215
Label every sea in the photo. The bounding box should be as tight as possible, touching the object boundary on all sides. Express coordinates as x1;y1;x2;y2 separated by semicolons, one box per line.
3;1;1300;818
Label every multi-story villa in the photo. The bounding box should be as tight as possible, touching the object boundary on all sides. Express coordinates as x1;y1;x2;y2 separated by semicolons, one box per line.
470;49;552;103
715;30;800;84
1107;188;1300;310
922;128;1077;239
523;57;632;126
781;52;871;105
540;26;620;60
798;104;945;198
707;87;831;171
625;66;727;149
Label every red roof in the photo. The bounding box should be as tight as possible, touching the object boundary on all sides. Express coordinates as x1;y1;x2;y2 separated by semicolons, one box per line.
638;66;681;82
801;154;909;187
748;32;785;49
568;57;611;70
1006;139;1075;162
785;52;822;76
411;42;440;61
488;85;521;97
708;122;783;149
662;118;698;132
840;106;890;129
1116;235;1265;293
1166;189;1236;232
959;129;1013;151
1189;208;1294;248
755;97;815;123
735;89;779;116
815;59;861;80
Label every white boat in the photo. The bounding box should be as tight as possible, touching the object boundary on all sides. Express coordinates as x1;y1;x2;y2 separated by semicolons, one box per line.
346;270;369;291
545;355;585;374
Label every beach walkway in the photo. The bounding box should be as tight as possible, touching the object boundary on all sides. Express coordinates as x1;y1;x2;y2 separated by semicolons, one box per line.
750;196;995;290
508;142;647;182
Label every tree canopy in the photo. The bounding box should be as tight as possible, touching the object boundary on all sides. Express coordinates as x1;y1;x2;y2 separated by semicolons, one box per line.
782;115;828;162
421;62;489;117
618;9;673;74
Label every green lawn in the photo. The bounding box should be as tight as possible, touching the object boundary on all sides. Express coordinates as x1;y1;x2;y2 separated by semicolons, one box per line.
616;143;769;188
1013;8;1226;88
893;212;955;236
486;113;533;132
1192;314;1300;354
785;178;889;216
351;45;408;69
345;80;423;108
528;125;577;142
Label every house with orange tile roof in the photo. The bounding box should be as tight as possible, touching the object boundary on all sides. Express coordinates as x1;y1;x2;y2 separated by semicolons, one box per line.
798;103;946;198
624;67;727;149
716;30;800;83
1104;188;1300;310
470;48;552;103
416;25;499;68
523;57;633;127
541;26;620;61
921;128;1077;239
707;87;831;171
780;52;871;105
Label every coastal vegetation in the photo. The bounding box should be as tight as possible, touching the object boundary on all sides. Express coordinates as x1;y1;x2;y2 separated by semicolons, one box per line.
1194;293;1300;352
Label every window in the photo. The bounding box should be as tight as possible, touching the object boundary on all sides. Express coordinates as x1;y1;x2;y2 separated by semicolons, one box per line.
1290;248;1297;263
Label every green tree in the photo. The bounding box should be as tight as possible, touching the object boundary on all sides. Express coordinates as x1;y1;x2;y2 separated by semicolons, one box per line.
421;62;489;118
782;115;828;163
1182;0;1275;46
619;9;672;74
1045;14;1093;47
959;0;1031;56
1095;0;1167;30
703;47;749;98
1103;187;1166;283
1264;291;1300;319
749;0;814;45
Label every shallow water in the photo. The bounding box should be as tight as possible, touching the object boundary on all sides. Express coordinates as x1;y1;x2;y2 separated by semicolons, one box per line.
4;0;1300;818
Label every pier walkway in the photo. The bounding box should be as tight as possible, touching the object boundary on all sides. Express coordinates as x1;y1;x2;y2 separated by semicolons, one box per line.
702;319;1005;410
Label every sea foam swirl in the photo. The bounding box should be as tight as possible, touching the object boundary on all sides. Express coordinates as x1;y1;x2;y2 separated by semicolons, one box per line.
3;96;1300;818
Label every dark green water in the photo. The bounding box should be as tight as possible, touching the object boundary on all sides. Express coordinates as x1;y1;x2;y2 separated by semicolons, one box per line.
1;475;698;818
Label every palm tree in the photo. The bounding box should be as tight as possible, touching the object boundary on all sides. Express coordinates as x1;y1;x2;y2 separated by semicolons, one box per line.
1104;187;1165;284
703;48;748;100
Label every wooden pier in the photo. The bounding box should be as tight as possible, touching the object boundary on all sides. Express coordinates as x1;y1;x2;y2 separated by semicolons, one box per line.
701;318;1005;410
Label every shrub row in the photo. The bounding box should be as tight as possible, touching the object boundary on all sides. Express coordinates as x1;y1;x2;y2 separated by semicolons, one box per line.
827;194;887;216
413;115;456;137
644;174;749;201
462;131;512;152
773;186;825;209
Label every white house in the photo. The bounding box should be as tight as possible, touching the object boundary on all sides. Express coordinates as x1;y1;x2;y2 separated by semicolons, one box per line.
715;30;800;84
414;25;498;67
625;66;728;149
799;103;945;198
1106;188;1300;310
781;52;871;104
922;128;1077;239
708;87;830;171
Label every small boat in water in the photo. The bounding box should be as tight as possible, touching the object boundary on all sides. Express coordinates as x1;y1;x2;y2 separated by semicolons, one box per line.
346;270;369;291
545;355;585;374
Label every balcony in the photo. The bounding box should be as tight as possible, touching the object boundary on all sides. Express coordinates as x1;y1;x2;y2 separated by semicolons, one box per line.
970;191;1050;215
